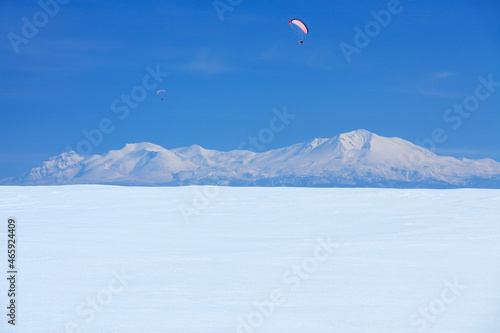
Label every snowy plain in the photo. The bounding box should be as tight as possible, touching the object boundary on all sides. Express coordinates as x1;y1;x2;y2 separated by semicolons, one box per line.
0;185;499;333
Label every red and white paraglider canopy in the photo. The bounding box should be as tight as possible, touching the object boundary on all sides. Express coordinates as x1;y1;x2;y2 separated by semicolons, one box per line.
288;19;309;34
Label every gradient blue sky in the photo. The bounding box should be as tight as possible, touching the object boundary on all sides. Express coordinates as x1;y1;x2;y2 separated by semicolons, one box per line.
1;0;499;179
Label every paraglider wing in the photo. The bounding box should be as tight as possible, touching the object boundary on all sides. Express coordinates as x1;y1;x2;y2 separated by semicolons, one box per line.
157;89;166;100
289;19;308;34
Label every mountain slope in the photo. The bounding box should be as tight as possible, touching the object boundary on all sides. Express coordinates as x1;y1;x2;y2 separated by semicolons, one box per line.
2;129;500;188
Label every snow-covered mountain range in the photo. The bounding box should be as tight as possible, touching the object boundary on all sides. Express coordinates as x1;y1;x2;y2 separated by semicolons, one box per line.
3;129;500;188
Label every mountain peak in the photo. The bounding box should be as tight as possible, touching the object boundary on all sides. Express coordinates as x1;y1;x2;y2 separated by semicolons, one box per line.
336;129;374;150
121;142;166;153
343;129;373;136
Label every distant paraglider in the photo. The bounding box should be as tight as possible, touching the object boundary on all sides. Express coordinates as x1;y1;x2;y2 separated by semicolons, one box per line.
289;19;308;44
157;89;166;100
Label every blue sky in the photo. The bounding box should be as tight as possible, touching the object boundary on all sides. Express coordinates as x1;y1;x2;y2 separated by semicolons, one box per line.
0;0;499;179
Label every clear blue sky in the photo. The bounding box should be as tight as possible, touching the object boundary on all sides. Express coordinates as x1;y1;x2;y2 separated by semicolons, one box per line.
1;0;499;179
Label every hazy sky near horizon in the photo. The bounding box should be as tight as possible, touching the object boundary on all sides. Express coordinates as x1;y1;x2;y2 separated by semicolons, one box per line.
0;0;499;178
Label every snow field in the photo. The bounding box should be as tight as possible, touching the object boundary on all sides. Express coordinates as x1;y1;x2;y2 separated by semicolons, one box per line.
0;186;499;332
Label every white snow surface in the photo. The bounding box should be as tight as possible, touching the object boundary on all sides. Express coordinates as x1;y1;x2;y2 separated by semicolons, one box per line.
3;129;500;187
0;185;499;332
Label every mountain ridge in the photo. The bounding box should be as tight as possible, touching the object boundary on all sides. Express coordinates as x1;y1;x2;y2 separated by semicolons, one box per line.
2;129;500;188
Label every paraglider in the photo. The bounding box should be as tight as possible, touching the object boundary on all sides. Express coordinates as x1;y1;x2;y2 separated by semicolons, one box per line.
289;19;308;44
157;89;166;100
